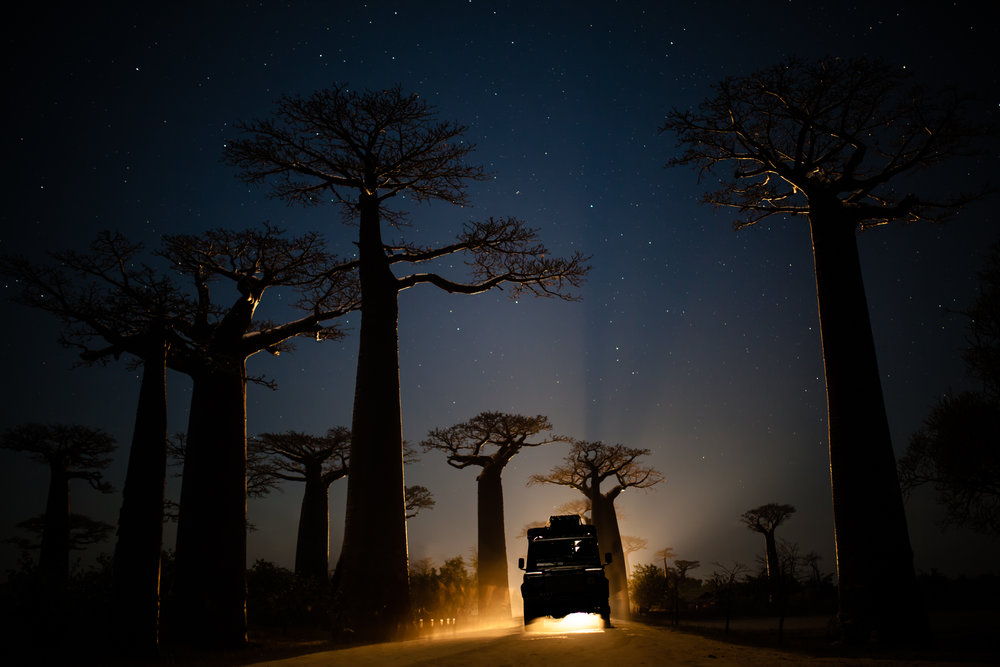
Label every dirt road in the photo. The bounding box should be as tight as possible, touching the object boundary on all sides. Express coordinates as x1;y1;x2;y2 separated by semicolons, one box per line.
244;615;987;666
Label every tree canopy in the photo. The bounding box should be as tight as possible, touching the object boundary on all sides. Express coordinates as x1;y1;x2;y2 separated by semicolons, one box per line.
660;56;992;230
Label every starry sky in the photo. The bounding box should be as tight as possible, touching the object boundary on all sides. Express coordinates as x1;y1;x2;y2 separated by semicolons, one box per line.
2;1;998;596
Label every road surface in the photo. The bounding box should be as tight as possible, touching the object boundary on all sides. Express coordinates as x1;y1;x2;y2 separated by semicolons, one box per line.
244;615;973;666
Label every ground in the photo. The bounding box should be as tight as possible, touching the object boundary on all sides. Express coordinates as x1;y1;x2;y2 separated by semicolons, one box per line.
128;612;998;666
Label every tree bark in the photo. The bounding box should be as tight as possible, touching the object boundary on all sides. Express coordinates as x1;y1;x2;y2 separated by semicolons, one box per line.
295;466;330;581
333;192;410;639
476;463;511;621
808;208;928;644
173;364;248;648
112;338;168;655
591;493;629;619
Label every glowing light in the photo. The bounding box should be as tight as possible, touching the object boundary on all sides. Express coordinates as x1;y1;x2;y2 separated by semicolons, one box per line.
525;612;605;635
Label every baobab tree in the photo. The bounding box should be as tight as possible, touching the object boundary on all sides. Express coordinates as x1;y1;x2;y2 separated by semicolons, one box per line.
2;227;358;648
225;83;590;637
249;428;350;580
660;56;994;643
741;503;796;602
160;224;357;647
422;412;569;621
0;423;115;633
654;547;676;576
1;233;185;654
529;440;663;618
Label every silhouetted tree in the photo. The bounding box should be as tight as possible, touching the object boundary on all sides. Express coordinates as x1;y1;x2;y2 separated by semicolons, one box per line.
248;428;350;580
0;423;115;633
409;555;477;625
621;535;647;575
654;547;676;576
422;412;568;621
709;561;749;634
404;485;435;519
900;243;1000;535
226;83;590;637
1;233;186;654
161;224;357;647
670;559;700;626
741;503;796;602
660;56;993;643
529;440;663;619
629;563;668;614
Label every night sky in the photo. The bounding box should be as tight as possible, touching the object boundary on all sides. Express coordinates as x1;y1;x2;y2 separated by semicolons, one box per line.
2;1;998;598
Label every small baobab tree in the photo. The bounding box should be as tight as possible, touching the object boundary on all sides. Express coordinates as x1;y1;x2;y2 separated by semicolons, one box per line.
422;412;569;621
529;440;663;619
0;423;115;630
741;503;796;602
249;428;351;581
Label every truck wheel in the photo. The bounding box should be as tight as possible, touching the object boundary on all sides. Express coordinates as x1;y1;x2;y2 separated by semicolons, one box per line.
523;604;536;626
601;607;612;628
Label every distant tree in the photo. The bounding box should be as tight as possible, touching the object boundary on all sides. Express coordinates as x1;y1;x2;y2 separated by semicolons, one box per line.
670;559;701;626
629;563;668;614
555;499;591;522
0;423;115;630
409;555;477;624
900;243;1000;535
529;440;663;619
654;547;675;576
709;561;749;634
661;56;994;643
226;83;590;638
248;428;350;580
422;412;569;621
802;550;828;587
404;485;435;519
621;535;648;574
741;503;796;601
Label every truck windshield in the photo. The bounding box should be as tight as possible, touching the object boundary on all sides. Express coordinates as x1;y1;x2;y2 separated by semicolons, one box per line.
527;537;601;569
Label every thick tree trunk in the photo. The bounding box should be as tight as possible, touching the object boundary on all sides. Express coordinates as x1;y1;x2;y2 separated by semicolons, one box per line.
112;339;168;655
808;210;928;644
476;464;511;621
591;494;629;619
295;469;330;581
173;365;248;648
604;497;630;619
333;193;410;639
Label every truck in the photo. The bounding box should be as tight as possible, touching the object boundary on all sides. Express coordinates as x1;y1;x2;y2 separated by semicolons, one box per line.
517;514;612;627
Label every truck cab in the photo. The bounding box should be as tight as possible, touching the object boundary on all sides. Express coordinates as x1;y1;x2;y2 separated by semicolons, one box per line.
517;515;612;627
